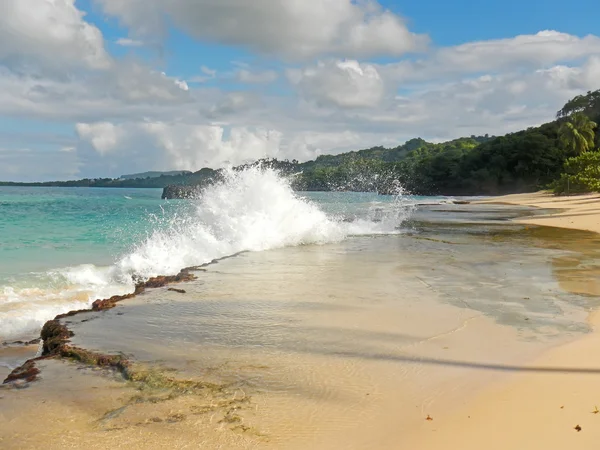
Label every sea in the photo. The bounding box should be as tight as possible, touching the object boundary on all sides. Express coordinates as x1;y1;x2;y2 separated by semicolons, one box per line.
0;167;447;342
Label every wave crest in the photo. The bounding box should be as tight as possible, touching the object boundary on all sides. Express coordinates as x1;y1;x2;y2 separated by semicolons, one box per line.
1;167;412;340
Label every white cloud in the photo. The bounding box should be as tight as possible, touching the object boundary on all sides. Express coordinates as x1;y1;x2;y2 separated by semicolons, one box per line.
116;38;144;47
358;57;600;139
73;119;400;173
76;122;123;155
282;131;367;161
289;60;385;108
95;0;428;59
384;31;600;83
76;121;284;169
1;0;600;182
0;0;111;72
144;124;283;168
0;61;193;122
237;69;278;84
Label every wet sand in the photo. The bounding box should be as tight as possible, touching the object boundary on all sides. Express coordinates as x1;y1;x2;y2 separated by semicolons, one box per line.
404;193;600;450
477;191;600;234
2;206;600;449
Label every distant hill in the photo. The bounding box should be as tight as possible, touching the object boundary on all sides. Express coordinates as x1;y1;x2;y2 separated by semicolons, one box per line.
2;88;599;196
120;171;192;180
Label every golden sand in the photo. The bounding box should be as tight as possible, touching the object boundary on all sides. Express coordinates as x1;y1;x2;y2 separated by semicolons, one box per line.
2;200;600;449
407;192;600;450
477;191;600;234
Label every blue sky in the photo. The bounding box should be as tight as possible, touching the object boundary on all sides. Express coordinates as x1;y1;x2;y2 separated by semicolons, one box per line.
0;0;599;181
85;0;600;79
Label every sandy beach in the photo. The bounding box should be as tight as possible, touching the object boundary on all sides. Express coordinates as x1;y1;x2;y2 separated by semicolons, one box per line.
477;191;600;234
2;198;600;449
403;192;600;450
405;312;600;450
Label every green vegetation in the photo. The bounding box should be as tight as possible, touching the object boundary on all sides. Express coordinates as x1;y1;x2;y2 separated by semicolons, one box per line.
120;170;192;180
0;168;219;189
558;113;597;155
550;91;600;194
2;89;600;196
550;152;600;194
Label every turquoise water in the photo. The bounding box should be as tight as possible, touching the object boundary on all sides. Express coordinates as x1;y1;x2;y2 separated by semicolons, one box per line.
0;171;426;341
0;187;411;281
0;187;167;280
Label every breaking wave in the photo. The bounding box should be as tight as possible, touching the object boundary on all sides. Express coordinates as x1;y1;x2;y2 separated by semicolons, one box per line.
0;167;413;340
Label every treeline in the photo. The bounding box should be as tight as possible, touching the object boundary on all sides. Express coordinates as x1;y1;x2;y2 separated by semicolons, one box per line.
0;168;219;189
3;89;599;196
298;89;600;195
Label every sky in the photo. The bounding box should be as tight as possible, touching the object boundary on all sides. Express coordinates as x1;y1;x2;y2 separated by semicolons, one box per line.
1;0;599;181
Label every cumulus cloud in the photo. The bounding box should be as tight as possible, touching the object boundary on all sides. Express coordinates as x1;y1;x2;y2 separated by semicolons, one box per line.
289;60;385;108
0;62;192;122
76;122;123;155
76;121;284;169
95;0;428;59
384;31;600;83
360;56;600;139
0;0;110;72
1;0;600;182
73;118;400;174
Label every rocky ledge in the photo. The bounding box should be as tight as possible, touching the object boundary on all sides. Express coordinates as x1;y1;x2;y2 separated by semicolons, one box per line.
2;268;199;385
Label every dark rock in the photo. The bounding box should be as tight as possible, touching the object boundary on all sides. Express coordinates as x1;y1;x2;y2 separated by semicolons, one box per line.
91;270;196;311
4;360;40;384
168;288;186;294
162;185;199;200
40;321;73;355
4;266;199;385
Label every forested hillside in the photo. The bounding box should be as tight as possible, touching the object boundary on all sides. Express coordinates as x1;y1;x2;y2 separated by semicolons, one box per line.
3;90;599;196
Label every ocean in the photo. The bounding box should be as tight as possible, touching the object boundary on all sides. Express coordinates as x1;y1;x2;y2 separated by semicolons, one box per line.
0;168;443;342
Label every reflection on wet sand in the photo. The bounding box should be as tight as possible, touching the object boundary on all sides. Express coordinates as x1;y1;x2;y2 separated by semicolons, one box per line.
2;208;600;449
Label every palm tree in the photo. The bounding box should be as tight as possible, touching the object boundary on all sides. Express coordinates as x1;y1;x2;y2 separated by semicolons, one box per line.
558;112;597;154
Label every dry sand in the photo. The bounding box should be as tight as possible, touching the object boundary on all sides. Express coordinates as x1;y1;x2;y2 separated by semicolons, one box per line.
477;191;600;234
406;311;600;450
404;192;600;450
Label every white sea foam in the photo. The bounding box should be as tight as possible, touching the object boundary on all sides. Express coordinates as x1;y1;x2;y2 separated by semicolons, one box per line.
0;167;412;341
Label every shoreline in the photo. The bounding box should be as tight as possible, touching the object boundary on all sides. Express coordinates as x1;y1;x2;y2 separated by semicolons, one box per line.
405;191;600;449
2;198;600;448
475;191;600;234
0;267;204;384
4;229;593;449
1;250;250;384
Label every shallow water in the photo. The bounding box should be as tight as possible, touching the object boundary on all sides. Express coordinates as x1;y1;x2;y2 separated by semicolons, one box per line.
2;199;600;448
52;216;600;448
0;171;424;341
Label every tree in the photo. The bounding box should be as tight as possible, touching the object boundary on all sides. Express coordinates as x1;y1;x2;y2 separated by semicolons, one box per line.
557;89;600;119
551;151;600;194
558;113;597;155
